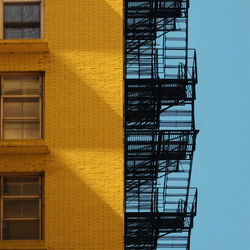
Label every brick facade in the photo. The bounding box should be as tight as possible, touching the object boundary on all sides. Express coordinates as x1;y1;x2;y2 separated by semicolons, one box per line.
0;0;123;249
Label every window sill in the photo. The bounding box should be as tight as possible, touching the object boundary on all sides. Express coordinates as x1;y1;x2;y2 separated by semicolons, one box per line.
0;241;47;249
0;140;49;154
0;39;49;53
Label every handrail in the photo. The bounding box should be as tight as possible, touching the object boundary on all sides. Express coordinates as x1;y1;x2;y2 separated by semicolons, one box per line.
175;187;197;214
126;48;198;81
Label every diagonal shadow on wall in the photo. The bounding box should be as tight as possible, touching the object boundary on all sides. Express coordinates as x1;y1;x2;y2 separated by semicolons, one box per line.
0;153;123;250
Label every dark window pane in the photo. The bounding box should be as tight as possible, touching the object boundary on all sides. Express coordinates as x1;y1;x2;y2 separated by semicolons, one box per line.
22;178;40;195
4;199;39;218
23;4;40;22
4;4;21;22
3;220;39;240
23;28;40;39
3;177;40;196
4;3;41;39
3;178;20;195
4;28;22;39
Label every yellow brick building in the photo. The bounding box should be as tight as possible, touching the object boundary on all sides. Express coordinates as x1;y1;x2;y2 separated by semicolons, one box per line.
0;0;123;249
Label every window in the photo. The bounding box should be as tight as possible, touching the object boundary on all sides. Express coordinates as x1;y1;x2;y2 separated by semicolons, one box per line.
0;73;43;139
1;0;44;39
0;174;43;240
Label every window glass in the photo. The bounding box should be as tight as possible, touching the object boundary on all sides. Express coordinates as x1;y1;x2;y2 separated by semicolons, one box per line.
23;4;40;22
3;3;41;39
3;120;40;139
4;4;22;22
2;76;41;95
4;199;39;218
3;177;40;196
3;98;40;118
4;28;22;39
23;28;40;39
3;121;23;139
3;220;39;240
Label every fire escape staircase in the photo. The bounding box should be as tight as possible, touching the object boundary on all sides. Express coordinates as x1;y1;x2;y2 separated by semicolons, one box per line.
124;0;198;249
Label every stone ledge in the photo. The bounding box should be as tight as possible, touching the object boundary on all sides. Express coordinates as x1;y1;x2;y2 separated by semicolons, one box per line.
0;40;49;53
0;240;47;249
0;140;49;154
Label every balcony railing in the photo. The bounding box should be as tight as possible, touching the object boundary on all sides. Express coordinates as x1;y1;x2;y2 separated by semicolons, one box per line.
126;0;189;18
126;49;197;83
126;130;198;161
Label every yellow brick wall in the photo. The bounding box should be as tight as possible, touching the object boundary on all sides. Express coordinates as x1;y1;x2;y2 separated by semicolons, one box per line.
0;0;123;249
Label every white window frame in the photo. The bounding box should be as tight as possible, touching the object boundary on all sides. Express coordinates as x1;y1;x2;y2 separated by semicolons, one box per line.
0;0;44;39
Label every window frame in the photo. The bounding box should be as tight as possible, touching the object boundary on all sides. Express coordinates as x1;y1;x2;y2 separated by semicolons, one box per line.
0;172;44;240
0;72;44;140
0;0;44;39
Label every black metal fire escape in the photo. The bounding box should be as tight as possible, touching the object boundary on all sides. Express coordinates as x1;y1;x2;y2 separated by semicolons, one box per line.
124;0;198;249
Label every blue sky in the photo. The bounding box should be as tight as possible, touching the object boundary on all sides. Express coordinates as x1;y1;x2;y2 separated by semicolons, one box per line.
189;0;250;249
